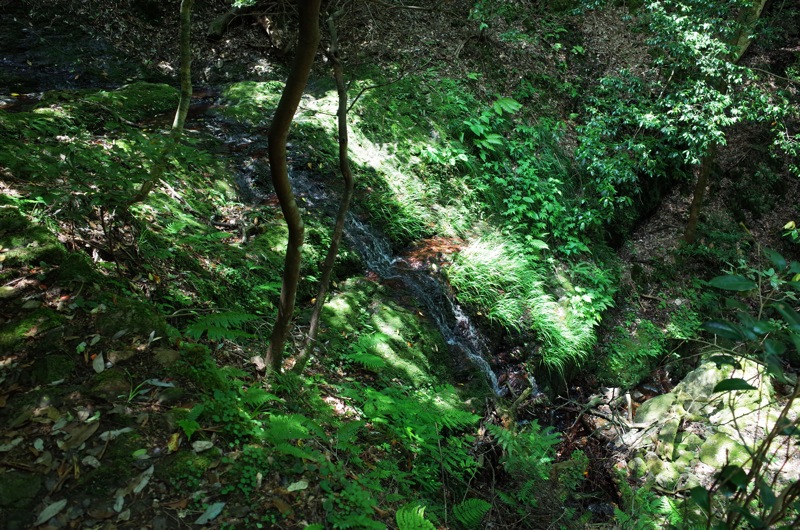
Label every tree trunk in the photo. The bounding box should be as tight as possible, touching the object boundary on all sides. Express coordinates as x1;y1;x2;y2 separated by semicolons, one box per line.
129;0;193;206
684;146;716;244
172;0;193;133
730;0;768;64
293;7;354;374
263;0;322;373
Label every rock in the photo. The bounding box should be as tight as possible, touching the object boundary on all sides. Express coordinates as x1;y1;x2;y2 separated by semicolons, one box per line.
634;393;675;424
89;369;130;401
0;471;42;508
654;460;681;490
155;387;184;405
656;416;681;459
629;456;647;478
153;348;180;367
107;349;138;364
30;354;75;385
698;432;749;468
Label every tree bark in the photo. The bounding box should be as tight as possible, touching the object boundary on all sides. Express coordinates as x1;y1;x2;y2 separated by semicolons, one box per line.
684;146;716;244
129;0;193;206
263;0;322;373
172;0;193;133
293;6;354;374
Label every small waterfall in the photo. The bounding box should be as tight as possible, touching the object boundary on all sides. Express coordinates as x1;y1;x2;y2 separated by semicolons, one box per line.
197;108;505;395
345;216;505;396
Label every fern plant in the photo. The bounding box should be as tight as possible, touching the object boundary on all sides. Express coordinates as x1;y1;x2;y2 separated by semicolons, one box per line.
184;311;259;341
396;503;436;530
453;498;491;529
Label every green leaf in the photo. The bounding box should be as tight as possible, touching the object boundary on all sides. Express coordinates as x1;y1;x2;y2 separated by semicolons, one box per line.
757;478;777;510
702;320;744;340
713;378;757;392
690;486;711;514
396;503;436;530
716;465;748;495
764;248;787;271
773;302;800;331
708;354;742;369
453;499;491;529
708;275;757;291
492;97;522;116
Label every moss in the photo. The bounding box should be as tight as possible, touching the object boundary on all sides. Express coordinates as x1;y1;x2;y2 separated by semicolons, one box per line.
213;81;286;126
60;82;180;130
75;432;143;496
94;296;167;339
156;448;221;487
319;278;452;387
89;369;131;402
0;308;64;355
30;354;76;385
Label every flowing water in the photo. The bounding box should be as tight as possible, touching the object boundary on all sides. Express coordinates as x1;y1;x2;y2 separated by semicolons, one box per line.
210;122;506;394
344;216;505;396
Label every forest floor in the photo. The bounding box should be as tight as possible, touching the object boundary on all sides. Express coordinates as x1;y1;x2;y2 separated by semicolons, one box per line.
2;1;800;529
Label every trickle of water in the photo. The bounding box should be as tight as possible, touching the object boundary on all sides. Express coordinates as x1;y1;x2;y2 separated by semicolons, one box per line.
345;216;505;396
197;108;506;396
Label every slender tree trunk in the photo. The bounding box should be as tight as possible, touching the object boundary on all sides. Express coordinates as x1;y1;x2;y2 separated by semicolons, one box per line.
684;146;716;244
682;1;763;241
293;7;354;374
172;0;194;133
129;0;193;206
263;0;322;373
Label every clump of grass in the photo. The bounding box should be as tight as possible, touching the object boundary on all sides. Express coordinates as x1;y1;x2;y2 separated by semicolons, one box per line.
447;233;595;373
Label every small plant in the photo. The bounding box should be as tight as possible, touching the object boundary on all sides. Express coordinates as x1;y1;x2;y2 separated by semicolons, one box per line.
599;318;666;388
452;498;491;529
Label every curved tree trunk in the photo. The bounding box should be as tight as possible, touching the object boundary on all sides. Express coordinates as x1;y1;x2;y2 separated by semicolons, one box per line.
293;7;355;374
172;0;194;133
263;0;322;373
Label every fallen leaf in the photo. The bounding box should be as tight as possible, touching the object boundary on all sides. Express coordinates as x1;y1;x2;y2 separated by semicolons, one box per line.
132;465;154;494
166;433;181;453
58;421;100;450
82;455;101;468
87;506;115;520
34;499;68;526
161;498;189;509
287;480;308;492
0;437;24;452
194;502;226;524
192;440;213;453
99;427;133;441
92;353;105;373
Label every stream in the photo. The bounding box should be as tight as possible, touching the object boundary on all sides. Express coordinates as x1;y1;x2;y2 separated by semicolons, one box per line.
211;115;510;395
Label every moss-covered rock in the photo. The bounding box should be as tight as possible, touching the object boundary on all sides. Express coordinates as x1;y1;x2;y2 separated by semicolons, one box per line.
0;471;43;508
30;353;76;385
89;369;131;402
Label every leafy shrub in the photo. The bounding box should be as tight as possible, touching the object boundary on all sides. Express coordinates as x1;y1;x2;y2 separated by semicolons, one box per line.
599;318;666;388
448;234;596;372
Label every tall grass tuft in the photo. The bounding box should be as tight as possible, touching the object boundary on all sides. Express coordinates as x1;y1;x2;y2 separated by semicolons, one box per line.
447;234;596;373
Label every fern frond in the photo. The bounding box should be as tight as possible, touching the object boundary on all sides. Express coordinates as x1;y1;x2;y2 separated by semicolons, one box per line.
344;351;387;371
185;311;259;340
453;498;491;529
240;387;281;408
263;414;311;442
396;503;436;530
273;442;324;463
